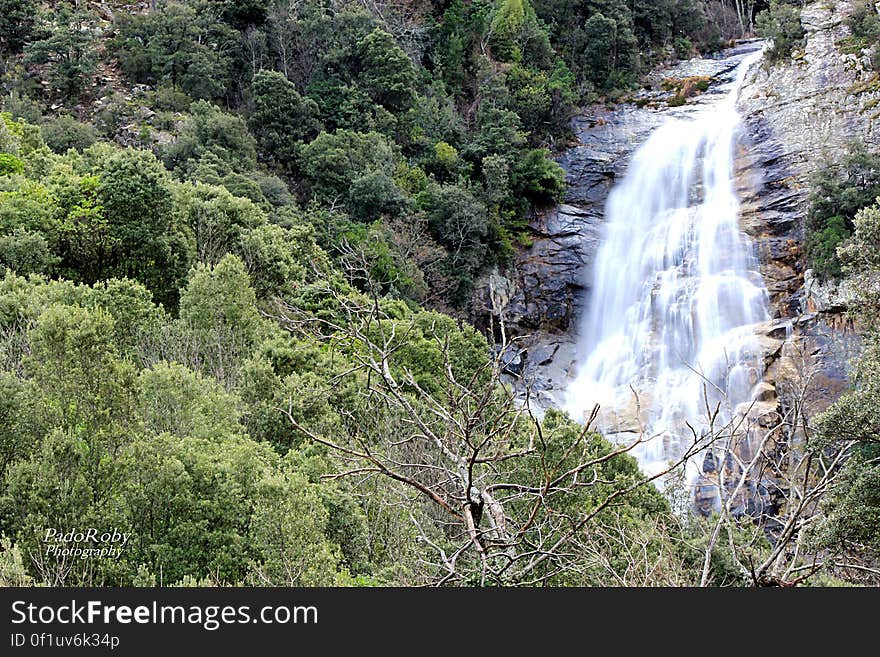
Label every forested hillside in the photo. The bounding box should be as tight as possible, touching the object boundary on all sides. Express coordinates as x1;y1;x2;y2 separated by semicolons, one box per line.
0;0;876;587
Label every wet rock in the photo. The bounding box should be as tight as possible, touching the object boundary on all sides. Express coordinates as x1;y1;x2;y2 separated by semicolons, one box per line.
475;205;598;336
765;313;860;417
735;400;780;426
693;474;721;516
526;343;559;368
487;270;516;312
491;345;524;376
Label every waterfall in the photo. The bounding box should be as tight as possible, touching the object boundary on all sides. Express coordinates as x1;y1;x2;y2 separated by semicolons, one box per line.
564;50;769;482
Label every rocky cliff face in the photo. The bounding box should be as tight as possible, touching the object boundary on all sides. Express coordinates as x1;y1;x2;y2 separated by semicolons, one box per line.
475;0;875;420
739;0;880;319
736;0;876;422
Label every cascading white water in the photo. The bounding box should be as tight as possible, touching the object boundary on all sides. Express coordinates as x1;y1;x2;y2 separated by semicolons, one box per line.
564;50;769;480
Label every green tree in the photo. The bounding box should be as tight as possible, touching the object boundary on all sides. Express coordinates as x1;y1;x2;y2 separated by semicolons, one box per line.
237;222;326;298
138;361;242;440
839;200;880;283
0;0;37;55
354;29;418;112
0;228;57;276
582;13;618;87
119;431;260;584
172;181;264;266
0;111;44;158
112;0;236;102
40;116;97;154
249;70;322;173
299;129;399;203
424;183;489;302
51;172;114;285
347;170;410;222
98;148;195;306
219;0;269;29
814;337;880;558
0;153;24;176
85;277;165;355
247;467;344;585
0;181;58;240
505;61;575;144
26;304;134;431
489;0;554;67
466;106;527;163
0;372;42;480
178;253;262;361
24;7;99;100
1;304;138;583
511;147;566;206
805;146;880;280
163;100;258;174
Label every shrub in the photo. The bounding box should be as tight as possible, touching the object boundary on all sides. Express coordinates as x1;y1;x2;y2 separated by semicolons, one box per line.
0;153;24;176
0;227;58;275
674;36;694;59
40;115;97;153
806;215;850;280
299;130;398;203
249;70;322;173
510;148;566;207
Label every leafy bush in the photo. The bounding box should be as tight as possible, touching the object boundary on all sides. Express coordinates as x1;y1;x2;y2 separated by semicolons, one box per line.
806;215;851;280
511;147;566;207
674;36;695;59
40;116;97;153
0;228;57;275
354;29;418;112
97;148;194;306
424;183;489;303
0;153;24;176
249;70;322;174
162;101;258;174
348;170;410;222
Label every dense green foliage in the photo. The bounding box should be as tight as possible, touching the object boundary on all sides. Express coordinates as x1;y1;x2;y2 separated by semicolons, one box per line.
0;0;762;308
805;145;880;280
0;17;688;581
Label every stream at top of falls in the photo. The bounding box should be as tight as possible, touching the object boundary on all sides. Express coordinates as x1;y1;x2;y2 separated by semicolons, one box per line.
563;46;770;489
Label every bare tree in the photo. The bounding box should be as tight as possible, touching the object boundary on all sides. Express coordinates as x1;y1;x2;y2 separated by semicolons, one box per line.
267;285;725;586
